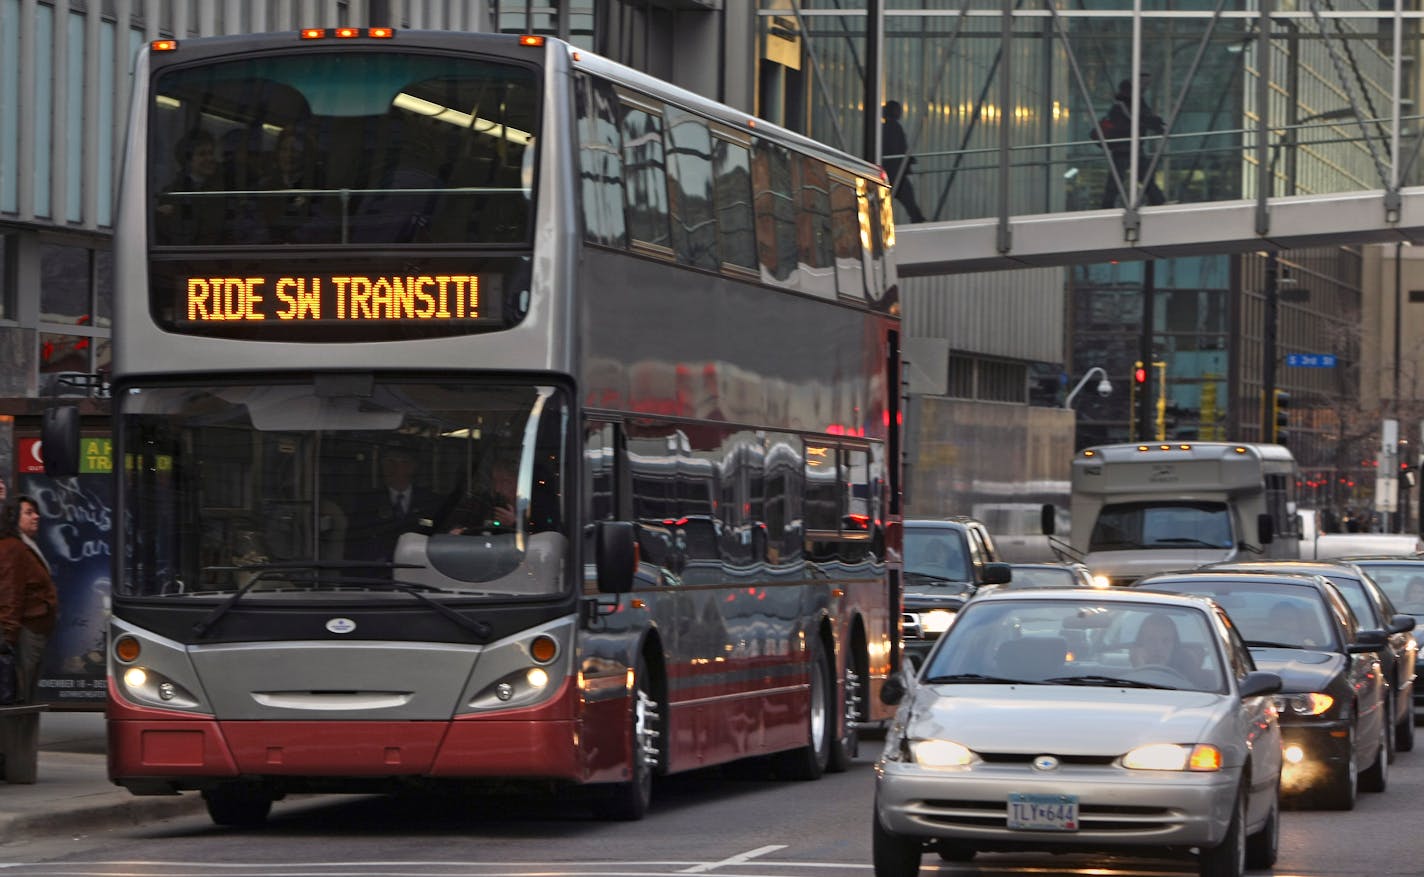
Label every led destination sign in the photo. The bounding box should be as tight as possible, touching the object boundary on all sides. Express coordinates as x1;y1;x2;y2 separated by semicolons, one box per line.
152;258;525;342
184;273;480;323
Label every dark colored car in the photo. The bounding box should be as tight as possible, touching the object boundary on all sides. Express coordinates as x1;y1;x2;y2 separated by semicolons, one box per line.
1135;570;1389;810
900;519;1011;666
1344;556;1424;724
1203;559;1417;756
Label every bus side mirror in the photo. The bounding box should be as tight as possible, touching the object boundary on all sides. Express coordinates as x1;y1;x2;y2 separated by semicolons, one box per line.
1040;504;1056;537
1257;513;1275;545
595;521;637;594
41;405;81;478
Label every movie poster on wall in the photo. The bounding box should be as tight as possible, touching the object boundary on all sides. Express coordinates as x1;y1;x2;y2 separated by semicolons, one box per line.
17;436;112;706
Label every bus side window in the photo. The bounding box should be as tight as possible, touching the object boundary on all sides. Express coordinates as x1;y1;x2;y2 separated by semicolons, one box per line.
578;75;629;248
664;107;719;271
752;139;797;286
620;101;671;250
712;134;757;271
796;156;835;298
830;177;864;300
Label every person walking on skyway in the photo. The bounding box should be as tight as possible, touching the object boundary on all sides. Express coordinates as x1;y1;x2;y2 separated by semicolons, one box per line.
882;100;927;223
1093;78;1167;209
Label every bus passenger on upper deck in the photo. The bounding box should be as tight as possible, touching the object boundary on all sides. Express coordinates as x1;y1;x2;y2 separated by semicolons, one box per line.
156;128;223;245
256;127;330;243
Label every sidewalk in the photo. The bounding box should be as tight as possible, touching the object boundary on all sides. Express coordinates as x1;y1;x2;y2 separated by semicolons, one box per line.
0;710;205;844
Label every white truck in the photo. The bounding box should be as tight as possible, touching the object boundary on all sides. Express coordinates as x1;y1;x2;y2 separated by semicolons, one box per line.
1044;442;1301;587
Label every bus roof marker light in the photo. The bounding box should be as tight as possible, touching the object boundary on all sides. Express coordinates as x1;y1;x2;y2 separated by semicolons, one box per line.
519;35;545;47
369;27;394;38
151;39;178;52
300;28;325;39
335;27;360;38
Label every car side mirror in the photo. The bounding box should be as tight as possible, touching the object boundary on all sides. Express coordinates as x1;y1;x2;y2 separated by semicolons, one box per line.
881;672;908;706
1256;513;1275;545
1040;504;1056;537
981;562;1012;586
1238;670;1282;699
595;521;637;594
1390;614;1417;635
1349;629;1387;653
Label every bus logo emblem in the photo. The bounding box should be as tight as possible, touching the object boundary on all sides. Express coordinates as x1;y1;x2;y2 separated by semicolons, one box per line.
326;618;357;634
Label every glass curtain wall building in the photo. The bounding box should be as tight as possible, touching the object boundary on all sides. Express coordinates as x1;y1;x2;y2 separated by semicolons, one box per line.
753;1;1418;518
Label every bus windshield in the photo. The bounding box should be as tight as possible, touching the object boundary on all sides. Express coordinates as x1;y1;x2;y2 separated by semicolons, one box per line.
1088;500;1234;552
118;378;569;600
149;51;540;247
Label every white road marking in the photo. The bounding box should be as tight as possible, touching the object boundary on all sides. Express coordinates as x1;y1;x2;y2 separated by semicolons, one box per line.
681;846;789;873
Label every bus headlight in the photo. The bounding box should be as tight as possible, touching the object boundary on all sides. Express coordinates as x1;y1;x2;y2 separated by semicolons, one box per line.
119;666;198;708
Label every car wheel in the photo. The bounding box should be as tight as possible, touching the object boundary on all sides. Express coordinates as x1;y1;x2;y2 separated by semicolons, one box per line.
202;782;273;827
1361;711;1390;793
602;655;662;821
1197;785;1246;877
1397;697;1416;752
774;640;832;781
872;811;923;877
1316;724;1358;810
1244;788;1280;869
936;842;976;862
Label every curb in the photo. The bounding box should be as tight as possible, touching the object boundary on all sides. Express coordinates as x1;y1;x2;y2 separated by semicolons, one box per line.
0;792;207;844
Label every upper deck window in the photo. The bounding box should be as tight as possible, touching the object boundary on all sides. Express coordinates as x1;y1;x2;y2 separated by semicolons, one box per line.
149;52;540;248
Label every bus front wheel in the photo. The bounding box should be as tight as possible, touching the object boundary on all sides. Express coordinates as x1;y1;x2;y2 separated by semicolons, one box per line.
202;782;273;827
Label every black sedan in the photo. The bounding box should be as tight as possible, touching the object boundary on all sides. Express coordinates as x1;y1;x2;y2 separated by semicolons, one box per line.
1203;560;1417;757
1346;556;1424;725
1135;571;1389;810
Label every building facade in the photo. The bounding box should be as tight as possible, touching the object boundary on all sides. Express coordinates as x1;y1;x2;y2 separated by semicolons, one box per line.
3;0;1419;535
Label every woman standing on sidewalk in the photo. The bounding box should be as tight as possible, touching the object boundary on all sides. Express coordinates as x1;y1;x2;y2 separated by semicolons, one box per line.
0;495;56;703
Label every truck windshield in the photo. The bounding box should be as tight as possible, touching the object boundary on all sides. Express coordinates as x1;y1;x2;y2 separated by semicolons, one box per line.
903;528;972;582
1089;501;1233;552
118;378;569;600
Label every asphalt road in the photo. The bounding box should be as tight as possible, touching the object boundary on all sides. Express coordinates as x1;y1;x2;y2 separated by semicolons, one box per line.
4;733;1422;876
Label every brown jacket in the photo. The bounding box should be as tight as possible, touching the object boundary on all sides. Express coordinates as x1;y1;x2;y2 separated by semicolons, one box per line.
0;536;57;644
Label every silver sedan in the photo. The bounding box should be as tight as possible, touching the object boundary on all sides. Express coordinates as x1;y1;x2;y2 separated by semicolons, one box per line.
873;588;1282;877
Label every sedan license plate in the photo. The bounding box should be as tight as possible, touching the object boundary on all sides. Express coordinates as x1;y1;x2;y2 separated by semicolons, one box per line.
1007;793;1079;831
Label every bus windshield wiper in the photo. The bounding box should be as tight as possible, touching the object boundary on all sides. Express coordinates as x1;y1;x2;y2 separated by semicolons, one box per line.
1043;674;1175;690
1152;537;1228;549
192;561;491;641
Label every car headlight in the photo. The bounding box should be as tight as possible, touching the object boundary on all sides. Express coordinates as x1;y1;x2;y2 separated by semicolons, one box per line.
1272;693;1334;716
908;739;978;768
921;609;955;634
1122;743;1222;771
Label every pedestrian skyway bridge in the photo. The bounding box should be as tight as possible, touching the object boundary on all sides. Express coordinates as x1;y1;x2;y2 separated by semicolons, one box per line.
897;187;1424;276
810;4;1424;277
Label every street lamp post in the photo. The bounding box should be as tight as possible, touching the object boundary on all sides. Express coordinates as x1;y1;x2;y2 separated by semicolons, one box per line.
1065;367;1113;409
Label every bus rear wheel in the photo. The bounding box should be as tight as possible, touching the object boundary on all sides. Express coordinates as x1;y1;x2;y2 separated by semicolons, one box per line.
774;640;832;780
202;782;273;827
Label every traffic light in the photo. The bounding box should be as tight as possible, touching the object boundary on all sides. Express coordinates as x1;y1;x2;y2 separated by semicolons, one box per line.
1271;389;1290;445
1130;361;1146;440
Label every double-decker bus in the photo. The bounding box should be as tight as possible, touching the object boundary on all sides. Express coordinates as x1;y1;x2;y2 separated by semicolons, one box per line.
61;27;903;825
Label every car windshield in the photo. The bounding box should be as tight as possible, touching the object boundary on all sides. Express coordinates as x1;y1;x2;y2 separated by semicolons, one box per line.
118;378;570;600
1356;563;1424;614
924;598;1227;693
1141;581;1339;650
903;528;971;582
1089;501;1233;551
